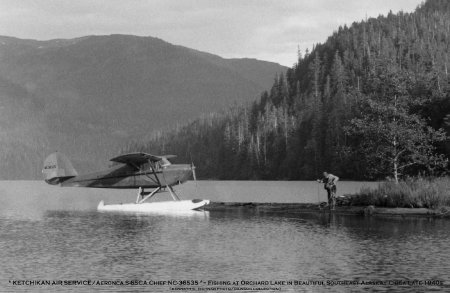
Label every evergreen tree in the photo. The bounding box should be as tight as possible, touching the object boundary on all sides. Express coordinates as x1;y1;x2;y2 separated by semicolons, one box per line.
124;0;450;180
345;63;447;181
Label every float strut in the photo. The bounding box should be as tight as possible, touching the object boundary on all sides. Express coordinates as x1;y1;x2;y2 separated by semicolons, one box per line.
136;187;161;204
136;187;143;204
167;186;181;201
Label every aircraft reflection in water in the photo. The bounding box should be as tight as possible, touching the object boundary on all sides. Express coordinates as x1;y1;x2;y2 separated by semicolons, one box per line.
42;152;210;212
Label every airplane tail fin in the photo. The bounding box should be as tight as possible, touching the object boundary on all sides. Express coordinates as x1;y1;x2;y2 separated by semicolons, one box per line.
42;152;78;185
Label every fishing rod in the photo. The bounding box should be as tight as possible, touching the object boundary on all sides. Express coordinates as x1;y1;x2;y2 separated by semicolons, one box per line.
317;178;320;204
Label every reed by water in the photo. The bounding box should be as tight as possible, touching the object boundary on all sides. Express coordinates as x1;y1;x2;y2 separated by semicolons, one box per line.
350;177;450;209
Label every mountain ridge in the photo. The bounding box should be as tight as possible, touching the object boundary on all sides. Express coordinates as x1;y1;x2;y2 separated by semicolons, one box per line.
0;34;286;179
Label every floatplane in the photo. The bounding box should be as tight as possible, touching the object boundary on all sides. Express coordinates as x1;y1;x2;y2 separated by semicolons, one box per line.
42;152;210;213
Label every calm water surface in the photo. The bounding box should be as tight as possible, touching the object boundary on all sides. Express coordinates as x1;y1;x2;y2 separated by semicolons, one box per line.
0;181;449;292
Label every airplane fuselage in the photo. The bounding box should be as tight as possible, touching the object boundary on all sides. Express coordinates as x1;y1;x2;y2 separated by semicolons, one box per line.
48;163;192;189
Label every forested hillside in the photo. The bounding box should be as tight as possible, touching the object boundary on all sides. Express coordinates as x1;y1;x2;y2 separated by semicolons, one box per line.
127;0;450;180
0;35;285;179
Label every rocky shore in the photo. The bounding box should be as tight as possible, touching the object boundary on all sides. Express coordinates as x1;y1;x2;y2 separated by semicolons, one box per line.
203;202;450;218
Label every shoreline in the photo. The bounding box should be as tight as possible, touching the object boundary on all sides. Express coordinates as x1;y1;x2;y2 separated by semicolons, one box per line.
203;202;450;219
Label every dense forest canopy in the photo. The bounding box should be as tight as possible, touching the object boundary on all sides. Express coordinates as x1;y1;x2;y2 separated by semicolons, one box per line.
124;0;450;180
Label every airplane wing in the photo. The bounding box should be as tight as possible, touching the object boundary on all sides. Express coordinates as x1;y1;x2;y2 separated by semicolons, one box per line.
110;152;177;168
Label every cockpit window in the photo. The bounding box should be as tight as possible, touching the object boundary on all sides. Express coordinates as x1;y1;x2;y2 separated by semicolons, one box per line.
140;162;152;171
161;158;172;167
139;161;164;172
109;159;169;172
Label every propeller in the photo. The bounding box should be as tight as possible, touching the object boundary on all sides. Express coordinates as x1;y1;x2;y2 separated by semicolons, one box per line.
191;162;197;182
189;151;197;186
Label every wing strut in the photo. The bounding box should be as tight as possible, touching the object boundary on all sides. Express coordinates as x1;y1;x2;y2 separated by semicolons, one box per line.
149;162;163;186
135;160;181;203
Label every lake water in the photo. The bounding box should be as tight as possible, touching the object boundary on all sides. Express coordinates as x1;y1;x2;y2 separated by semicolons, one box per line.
1;181;449;292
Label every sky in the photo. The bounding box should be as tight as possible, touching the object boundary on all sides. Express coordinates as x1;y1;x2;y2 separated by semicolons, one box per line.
0;0;423;66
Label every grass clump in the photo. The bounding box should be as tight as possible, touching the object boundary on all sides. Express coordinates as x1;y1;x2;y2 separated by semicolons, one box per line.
349;177;450;209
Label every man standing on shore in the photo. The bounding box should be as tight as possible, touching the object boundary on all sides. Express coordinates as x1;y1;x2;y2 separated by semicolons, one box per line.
317;172;339;210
